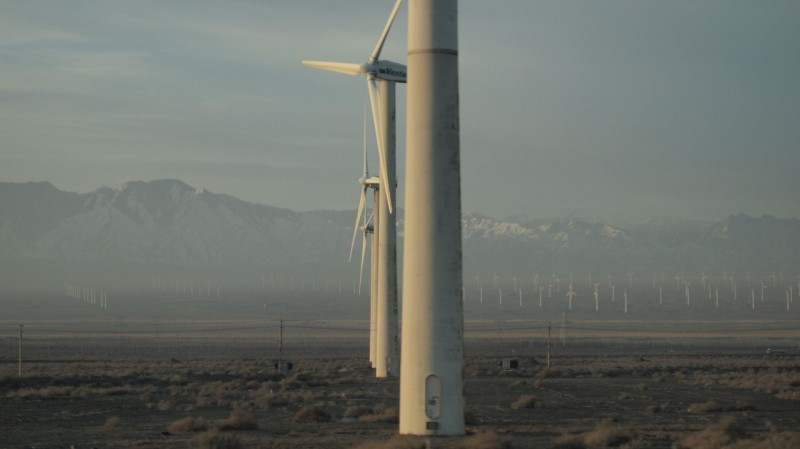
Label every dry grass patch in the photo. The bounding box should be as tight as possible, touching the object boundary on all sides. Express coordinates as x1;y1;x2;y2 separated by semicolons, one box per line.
462;430;512;449
551;434;586;449
103;416;121;429
552;419;635;448
168;416;209;433
343;405;374;420
510;394;539;410
350;436;426;449
217;408;257;431
193;429;241;449
687;400;722;414
678;416;747;449
358;404;398;423
292;405;331;424
645;402;670;414
582;419;632;447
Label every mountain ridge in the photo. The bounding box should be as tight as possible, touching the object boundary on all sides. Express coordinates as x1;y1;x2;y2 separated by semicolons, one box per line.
1;180;798;289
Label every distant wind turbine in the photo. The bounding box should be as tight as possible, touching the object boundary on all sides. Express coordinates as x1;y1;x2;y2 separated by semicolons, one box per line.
565;286;576;310
624;290;628;313
684;281;691;306
302;1;404;214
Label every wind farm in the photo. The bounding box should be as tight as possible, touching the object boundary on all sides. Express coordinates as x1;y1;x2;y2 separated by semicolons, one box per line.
3;0;800;448
2;268;800;448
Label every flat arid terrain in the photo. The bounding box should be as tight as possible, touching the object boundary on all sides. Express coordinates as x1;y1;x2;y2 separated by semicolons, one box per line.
1;286;799;448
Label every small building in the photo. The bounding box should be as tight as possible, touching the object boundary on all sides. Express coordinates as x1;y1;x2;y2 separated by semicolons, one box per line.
766;348;787;356
275;360;294;372
501;358;519;370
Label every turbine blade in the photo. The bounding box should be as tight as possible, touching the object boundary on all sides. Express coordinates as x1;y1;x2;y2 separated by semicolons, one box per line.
370;0;403;64
363;103;369;177
366;208;375;227
367;76;394;214
302;60;361;76
349;188;367;262
359;229;368;295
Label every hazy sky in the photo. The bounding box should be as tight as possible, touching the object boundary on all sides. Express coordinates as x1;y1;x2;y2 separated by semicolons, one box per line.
2;1;799;222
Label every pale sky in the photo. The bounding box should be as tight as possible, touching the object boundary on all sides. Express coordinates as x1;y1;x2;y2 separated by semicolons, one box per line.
2;1;799;223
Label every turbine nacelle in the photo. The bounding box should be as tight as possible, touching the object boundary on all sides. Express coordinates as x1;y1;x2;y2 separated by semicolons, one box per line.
360;176;381;187
301;60;407;83
372;60;407;83
302;0;404;215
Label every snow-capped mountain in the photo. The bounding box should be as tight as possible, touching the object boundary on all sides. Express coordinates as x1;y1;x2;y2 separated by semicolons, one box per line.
461;213;800;277
1;180;798;290
3;179;350;267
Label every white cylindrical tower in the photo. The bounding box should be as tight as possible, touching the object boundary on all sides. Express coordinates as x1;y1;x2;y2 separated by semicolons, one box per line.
370;188;380;368
376;80;399;378
400;0;464;435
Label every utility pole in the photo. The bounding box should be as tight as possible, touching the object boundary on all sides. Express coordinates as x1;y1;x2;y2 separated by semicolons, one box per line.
18;325;23;377
546;321;551;371
278;319;284;370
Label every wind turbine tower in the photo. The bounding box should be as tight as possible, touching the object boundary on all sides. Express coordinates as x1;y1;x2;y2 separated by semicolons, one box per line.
303;0;404;378
399;0;464;436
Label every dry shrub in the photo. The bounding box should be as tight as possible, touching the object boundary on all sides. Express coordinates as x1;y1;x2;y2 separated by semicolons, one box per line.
344;405;374;419
168;417;209;433
331;373;360;385
510;394;538;410
652;373;667;383
359;404;398;423
350;436;426;449
157;398;176;411
217;408;257;431
678;416;747;449
280;372;309;390
728;400;756;412
726;431;800;449
254;392;290;408
292;405;331;424
103;416;121;429
581;419;631;447
635;382;649;391
551;434;586;449
462;430;512;449
645;402;670;414
194;429;241;449
687;400;722;414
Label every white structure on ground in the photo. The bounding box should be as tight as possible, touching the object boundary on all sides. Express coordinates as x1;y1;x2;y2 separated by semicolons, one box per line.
302;0;404;378
399;0;464;435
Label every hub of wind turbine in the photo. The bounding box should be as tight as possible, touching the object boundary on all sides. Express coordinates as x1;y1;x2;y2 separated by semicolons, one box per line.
302;0;406;213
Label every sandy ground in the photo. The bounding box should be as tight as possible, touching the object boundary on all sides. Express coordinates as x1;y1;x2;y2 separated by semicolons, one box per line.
1;287;798;448
1;336;799;449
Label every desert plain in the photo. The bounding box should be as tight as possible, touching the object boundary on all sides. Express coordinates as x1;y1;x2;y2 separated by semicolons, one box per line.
1;283;798;449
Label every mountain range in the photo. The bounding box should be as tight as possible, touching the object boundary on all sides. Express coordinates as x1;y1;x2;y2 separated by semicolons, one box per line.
1;179;798;290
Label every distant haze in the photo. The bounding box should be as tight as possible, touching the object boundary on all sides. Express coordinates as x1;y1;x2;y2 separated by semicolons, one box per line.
1;180;798;293
2;1;799;222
